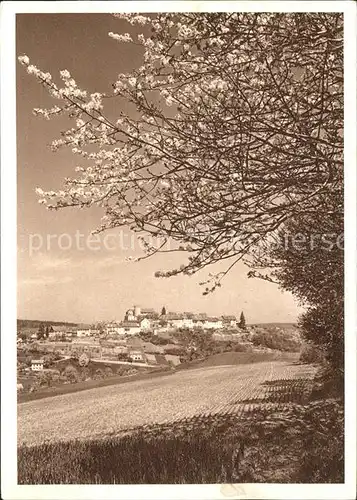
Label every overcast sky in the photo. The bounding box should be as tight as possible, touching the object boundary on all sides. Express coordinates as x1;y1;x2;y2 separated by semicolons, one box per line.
16;13;303;324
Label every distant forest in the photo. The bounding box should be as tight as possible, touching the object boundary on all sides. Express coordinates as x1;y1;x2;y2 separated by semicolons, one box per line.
17;319;79;329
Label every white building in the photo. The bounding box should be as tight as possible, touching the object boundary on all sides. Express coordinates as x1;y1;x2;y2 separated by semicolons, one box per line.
192;319;205;329
106;323;125;336
31;359;44;371
166;314;194;329
163;312;223;330
122;322;141;335
129;350;145;361
76;329;92;337
203;317;223;329
139;318;151;330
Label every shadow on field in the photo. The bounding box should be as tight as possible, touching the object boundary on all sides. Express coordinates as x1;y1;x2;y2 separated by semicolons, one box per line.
18;409;300;485
18;385;344;484
18;414;249;484
230;377;313;405
108;413;246;441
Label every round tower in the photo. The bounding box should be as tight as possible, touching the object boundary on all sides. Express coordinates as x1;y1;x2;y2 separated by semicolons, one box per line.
134;305;141;318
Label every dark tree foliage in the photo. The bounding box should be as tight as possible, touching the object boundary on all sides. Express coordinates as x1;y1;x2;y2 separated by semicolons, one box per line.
270;195;343;371
37;323;46;340
238;312;246;329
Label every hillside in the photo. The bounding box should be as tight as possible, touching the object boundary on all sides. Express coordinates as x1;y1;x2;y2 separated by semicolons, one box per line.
18;360;316;447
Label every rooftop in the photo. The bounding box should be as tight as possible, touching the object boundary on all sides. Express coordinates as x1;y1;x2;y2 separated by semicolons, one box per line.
166;314;186;320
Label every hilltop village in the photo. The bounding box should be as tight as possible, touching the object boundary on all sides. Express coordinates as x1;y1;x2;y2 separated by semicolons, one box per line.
106;305;240;335
17;305;301;396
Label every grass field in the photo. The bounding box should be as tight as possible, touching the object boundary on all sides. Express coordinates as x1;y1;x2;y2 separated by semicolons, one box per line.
18;399;344;484
19;351;297;403
18;360;344;484
18;360;316;447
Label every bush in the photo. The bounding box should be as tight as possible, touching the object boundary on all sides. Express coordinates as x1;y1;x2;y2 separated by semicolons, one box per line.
104;367;113;377
93;368;104;380
128;368;138;375
297;400;344;482
78;353;89;367
252;330;301;352
299;343;325;364
37;370;60;387
233;343;250;353
116;366;128;376
310;365;344;400
63;365;79;384
299;303;344;370
80;367;91;382
117;353;130;361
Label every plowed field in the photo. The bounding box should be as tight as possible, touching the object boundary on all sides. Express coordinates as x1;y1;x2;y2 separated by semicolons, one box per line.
18;361;316;446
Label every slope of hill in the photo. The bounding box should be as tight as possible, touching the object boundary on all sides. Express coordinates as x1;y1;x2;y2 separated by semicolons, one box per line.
18;360;316;447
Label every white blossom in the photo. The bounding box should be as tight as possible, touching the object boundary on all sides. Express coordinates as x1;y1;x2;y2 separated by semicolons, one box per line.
19;13;343;289
108;32;133;43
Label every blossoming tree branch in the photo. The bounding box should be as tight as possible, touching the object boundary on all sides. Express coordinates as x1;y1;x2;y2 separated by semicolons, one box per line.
19;13;343;293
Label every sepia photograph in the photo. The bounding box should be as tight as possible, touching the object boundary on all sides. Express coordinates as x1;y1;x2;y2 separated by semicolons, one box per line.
1;1;356;498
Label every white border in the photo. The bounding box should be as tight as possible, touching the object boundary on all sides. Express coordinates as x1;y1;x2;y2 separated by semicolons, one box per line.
1;2;356;499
